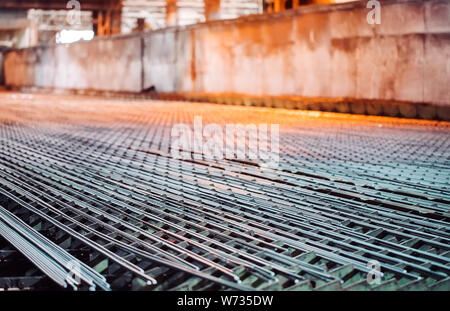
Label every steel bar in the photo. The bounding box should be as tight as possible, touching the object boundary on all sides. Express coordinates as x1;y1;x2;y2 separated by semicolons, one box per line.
0;92;448;290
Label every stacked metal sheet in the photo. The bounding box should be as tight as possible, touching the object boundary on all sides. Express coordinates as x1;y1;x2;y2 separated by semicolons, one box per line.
0;93;449;290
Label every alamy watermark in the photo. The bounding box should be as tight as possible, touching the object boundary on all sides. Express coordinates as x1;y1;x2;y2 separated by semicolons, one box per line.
366;0;381;25
171;116;280;169
66;0;81;26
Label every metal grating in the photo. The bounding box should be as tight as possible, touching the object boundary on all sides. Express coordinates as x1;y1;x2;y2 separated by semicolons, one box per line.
0;92;449;291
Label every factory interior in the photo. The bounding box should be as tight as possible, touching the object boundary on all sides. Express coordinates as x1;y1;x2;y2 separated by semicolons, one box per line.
0;0;449;294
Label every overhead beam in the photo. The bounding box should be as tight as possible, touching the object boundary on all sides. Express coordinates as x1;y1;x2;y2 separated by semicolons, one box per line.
0;18;31;30
0;0;122;11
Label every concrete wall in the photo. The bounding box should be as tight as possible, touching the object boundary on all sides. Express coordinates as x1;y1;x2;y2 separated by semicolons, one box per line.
142;0;449;107
3;0;450;117
0;51;4;85
4;35;142;92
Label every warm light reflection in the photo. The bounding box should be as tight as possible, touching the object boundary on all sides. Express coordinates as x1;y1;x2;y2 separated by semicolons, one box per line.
55;30;94;44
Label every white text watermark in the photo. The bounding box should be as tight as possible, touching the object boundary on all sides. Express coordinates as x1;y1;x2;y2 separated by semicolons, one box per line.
170;116;280;169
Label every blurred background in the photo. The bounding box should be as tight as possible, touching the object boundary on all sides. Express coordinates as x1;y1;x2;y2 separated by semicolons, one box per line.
0;0;357;47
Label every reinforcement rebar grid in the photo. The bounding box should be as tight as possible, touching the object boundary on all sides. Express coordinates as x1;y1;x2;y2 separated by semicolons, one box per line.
0;92;449;291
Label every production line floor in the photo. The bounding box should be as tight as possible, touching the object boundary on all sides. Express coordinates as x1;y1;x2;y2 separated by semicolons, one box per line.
0;92;449;291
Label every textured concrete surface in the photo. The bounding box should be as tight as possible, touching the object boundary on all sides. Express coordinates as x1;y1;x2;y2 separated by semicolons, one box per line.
140;0;449;106
0;50;4;86
4;36;142;92
2;0;450;114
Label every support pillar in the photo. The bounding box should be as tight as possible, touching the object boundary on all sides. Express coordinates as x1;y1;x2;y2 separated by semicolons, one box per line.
93;9;121;36
204;0;221;21
110;9;122;35
166;0;178;27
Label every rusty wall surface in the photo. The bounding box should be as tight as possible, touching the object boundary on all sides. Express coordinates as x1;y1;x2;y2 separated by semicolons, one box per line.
3;0;450;110
0;50;4;85
142;0;449;107
4;36;142;92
